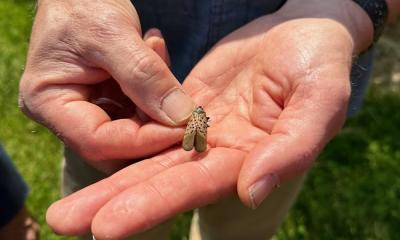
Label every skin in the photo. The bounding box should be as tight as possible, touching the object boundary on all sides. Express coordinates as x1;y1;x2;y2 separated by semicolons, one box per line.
0;207;39;240
19;0;194;172
387;0;400;22
39;0;382;239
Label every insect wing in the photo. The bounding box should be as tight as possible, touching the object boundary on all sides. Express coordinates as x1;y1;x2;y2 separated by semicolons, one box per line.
182;117;196;151
194;111;208;152
194;129;207;152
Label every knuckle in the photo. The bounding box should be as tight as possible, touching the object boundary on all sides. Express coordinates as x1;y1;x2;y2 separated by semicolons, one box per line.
69;4;138;45
18;74;37;118
127;49;169;89
75;135;104;161
130;51;160;81
18;92;31;117
85;19;123;43
18;72;56;120
35;2;140;58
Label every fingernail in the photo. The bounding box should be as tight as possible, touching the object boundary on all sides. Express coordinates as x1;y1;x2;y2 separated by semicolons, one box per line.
248;174;279;209
161;89;194;125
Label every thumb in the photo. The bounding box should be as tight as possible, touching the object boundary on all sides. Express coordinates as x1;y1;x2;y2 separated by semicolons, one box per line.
95;28;194;126
238;69;351;209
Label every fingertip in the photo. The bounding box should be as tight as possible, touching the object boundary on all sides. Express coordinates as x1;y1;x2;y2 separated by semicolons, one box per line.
238;133;316;209
46;194;98;236
45;201;61;233
91;200;145;240
237;180;254;209
143;28;162;40
239;173;280;209
143;28;171;66
91;213;114;240
46;200;87;236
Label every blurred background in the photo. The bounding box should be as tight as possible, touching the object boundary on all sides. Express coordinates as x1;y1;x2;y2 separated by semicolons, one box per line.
0;1;399;239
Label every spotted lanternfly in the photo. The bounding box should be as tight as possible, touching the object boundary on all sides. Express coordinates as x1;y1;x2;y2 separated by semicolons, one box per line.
182;106;209;152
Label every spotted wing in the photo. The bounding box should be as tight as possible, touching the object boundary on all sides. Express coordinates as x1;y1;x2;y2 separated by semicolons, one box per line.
182;116;196;151
194;111;208;152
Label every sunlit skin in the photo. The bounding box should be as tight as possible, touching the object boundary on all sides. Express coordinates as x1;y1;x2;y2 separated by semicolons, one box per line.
43;0;377;237
19;0;194;173
19;0;391;238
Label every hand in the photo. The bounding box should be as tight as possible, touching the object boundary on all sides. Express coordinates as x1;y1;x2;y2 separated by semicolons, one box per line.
45;0;374;238
387;0;400;23
19;0;194;172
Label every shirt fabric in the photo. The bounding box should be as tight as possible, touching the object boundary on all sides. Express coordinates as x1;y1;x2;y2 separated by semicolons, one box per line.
0;145;28;227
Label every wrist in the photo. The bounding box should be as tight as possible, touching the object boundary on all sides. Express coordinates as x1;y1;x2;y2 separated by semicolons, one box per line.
276;0;374;54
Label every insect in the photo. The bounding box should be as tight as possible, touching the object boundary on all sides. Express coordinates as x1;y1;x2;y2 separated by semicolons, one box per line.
182;106;209;152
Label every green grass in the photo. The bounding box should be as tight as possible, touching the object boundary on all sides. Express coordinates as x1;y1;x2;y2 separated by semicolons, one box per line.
0;1;399;239
277;91;400;240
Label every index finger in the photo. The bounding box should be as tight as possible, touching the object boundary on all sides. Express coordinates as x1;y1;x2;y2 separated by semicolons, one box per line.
24;84;183;167
91;148;245;239
46;147;195;236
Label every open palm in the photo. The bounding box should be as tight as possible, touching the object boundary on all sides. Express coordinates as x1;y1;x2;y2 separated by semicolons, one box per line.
46;16;355;239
